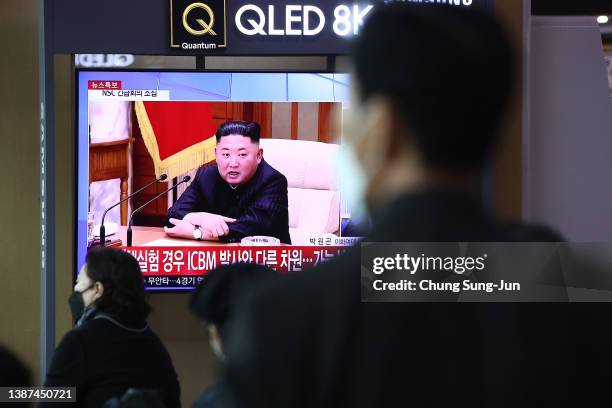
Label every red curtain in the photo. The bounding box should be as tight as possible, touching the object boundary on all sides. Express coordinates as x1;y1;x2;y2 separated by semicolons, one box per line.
143;101;215;161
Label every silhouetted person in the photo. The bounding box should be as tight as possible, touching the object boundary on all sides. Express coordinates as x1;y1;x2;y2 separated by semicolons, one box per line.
222;4;588;408
0;344;31;387
0;345;31;407
44;248;180;407
189;263;277;408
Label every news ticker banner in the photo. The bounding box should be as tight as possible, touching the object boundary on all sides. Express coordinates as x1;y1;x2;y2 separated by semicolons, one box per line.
124;246;347;289
361;242;612;302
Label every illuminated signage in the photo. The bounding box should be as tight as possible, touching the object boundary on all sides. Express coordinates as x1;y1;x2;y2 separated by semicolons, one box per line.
167;0;491;54
49;0;494;56
234;4;373;37
171;0;228;50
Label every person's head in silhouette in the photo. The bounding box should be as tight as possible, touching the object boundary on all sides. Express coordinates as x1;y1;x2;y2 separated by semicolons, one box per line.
344;3;515;212
190;263;277;361
74;247;151;324
0;345;31;387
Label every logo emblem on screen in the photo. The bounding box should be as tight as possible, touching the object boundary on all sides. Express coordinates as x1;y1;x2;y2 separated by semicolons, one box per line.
182;3;217;36
170;0;227;50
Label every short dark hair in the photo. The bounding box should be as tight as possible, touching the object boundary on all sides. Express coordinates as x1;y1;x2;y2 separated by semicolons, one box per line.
215;121;261;143
189;263;277;335
353;4;515;171
85;248;151;321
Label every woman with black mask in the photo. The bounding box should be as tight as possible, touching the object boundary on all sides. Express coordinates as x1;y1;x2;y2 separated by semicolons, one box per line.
43;248;181;408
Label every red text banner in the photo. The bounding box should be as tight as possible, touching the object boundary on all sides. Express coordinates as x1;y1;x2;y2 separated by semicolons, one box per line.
88;80;122;90
123;246;347;276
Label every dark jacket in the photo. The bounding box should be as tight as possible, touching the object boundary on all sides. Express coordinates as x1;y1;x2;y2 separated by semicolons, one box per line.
192;381;230;408
223;188;597;407
43;311;180;408
167;159;291;244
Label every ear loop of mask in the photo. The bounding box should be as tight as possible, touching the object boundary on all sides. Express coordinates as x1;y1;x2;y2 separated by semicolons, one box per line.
79;283;99;309
80;284;94;294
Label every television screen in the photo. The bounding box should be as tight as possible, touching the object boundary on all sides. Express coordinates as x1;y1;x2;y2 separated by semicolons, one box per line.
76;70;357;290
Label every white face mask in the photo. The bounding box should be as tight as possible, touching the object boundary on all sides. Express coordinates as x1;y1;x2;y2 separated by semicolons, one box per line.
338;143;369;222
338;96;386;224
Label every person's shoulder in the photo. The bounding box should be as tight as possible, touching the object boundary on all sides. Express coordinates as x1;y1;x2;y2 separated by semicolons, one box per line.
499;222;565;242
57;328;86;350
251;248;359;308
195;163;219;180
193;382;231;408
49;329;87;371
70;317;118;341
142;326;170;348
138;327;176;363
259;160;287;185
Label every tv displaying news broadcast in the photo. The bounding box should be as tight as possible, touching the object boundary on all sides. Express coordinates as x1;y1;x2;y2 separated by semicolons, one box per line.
76;70;358;290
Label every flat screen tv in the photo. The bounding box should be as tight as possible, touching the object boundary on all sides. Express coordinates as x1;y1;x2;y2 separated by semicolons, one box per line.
76;70;357;290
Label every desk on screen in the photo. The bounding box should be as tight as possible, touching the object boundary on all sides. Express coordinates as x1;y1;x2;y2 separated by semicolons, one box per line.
113;226;240;247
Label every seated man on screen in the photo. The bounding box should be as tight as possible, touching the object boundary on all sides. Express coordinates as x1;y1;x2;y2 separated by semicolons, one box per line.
164;121;291;244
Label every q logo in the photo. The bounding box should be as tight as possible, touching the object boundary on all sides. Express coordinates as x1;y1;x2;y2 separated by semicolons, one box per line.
170;0;227;49
182;3;217;36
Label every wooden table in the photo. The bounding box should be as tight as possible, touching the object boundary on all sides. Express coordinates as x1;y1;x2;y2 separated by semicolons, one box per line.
89;138;133;225
113;226;239;247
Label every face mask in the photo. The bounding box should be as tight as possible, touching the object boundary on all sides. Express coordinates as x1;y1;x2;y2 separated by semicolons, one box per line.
338;144;368;222
68;291;86;325
68;284;94;325
339;100;383;224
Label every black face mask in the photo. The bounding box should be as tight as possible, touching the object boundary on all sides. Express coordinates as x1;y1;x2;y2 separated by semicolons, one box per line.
68;291;85;324
68;285;93;324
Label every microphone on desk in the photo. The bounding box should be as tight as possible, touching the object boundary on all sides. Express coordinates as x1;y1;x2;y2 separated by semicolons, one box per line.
126;175;191;246
98;173;168;246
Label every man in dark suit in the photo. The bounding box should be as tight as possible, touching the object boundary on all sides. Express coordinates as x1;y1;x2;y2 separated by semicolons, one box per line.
165;121;291;244
221;4;593;407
